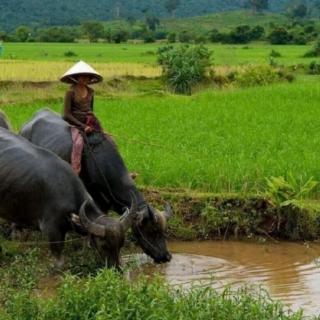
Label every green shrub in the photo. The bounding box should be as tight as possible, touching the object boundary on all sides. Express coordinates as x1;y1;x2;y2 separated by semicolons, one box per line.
157;44;212;94
269;28;292;44
303;39;320;57
143;33;155;43
167;32;176;43
178;30;194;43
228;25;252;44
209;29;223;43
308;61;320;75
235;65;294;87
269;49;282;58
154;31;167;40
64;50;77;57
250;25;265;40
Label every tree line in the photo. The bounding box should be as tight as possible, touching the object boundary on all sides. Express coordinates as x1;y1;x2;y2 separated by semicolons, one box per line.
1;0;320;32
0;14;318;46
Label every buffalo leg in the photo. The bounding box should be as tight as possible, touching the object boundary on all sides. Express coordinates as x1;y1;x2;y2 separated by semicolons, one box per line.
41;225;66;269
106;248;122;272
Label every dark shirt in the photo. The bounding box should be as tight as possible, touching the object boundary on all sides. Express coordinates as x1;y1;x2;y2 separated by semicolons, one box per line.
63;86;94;129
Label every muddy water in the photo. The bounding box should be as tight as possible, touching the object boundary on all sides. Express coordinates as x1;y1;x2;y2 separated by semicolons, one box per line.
128;241;320;317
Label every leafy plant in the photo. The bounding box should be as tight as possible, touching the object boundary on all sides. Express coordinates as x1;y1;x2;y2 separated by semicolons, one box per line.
264;175;318;208
303;39;320;57
308;61;320;75
157;44;211;94
270;49;281;58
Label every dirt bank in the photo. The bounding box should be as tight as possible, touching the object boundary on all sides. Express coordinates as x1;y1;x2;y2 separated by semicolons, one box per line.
143;188;320;241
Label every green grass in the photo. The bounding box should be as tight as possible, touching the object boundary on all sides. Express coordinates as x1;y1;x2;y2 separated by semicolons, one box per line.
1;42;317;66
2;77;320;195
0;253;305;320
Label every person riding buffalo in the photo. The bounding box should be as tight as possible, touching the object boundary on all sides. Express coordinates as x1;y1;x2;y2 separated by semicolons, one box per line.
60;60;103;134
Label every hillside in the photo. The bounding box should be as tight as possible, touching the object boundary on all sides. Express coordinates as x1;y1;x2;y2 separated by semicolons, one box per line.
102;10;289;36
0;0;295;32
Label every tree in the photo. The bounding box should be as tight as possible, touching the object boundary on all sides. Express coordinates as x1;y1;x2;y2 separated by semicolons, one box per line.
292;4;308;18
229;25;252;43
82;21;104;42
247;0;269;12
269;27;292;44
164;0;181;17
145;16;160;31
250;25;265;40
15;26;31;42
111;28;129;43
0;31;7;41
37;27;76;42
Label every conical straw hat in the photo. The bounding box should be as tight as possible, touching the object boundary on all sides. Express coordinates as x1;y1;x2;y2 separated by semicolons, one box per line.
60;60;103;84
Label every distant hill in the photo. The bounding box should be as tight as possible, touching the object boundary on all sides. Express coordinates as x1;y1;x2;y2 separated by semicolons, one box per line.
103;10;289;35
0;0;318;31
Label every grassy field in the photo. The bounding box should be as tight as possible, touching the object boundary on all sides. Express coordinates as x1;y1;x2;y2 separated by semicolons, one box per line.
1;42;317;67
1;40;320;319
2;77;320;195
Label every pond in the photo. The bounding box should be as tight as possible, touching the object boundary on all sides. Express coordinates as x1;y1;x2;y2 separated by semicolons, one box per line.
127;241;320;317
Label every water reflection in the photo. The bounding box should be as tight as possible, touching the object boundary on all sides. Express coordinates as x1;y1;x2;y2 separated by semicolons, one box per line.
126;241;320;316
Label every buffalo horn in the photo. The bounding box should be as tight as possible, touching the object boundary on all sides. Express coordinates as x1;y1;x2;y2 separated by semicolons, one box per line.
120;193;139;231
79;200;106;237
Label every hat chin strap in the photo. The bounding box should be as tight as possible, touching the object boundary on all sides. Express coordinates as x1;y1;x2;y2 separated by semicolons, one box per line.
69;76;79;84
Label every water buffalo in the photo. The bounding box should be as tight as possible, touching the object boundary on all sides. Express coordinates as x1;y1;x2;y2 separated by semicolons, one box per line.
21;109;172;263
0;111;10;129
0;127;138;269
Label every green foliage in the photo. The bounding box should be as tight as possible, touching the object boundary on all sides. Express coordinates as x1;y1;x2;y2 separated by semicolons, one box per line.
14;26;31;42
269;27;293;44
82;21;105;42
164;0;181;15
157;44;211;94
167;32;176;43
234;65;294;87
37;27;77;42
64;50;77;57
0;269;304;320
265;175;319;208
303;39;320;57
288;3;308;19
178;30;195;43
111;28;129;43
308;61;320;74
229;25;253;44
270;49;282;57
247;0;269;12
145;16;160;32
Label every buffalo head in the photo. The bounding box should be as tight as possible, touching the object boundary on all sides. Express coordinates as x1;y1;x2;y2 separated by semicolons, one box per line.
132;203;173;264
72;197;138;270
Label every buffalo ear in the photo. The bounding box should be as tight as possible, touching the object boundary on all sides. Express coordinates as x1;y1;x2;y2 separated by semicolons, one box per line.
71;213;81;227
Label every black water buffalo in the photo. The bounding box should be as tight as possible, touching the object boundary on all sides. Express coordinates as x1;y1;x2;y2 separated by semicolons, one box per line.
0;128;138;269
0;111;10;129
21;109;172;263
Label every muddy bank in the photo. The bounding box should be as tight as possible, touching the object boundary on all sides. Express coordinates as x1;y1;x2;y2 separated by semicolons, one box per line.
143;189;320;241
1;189;319;242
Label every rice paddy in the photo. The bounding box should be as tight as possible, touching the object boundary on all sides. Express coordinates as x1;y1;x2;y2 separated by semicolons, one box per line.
1;77;320;195
1;42;317;66
1;41;320;319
